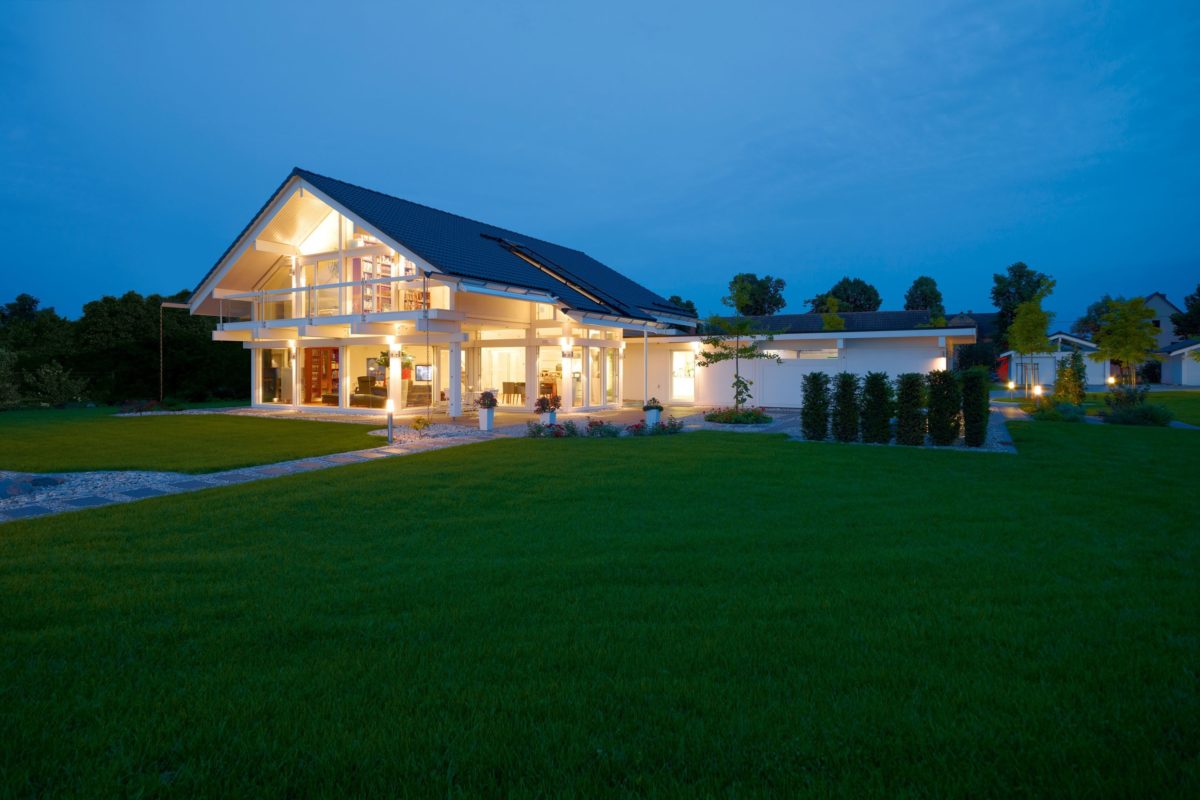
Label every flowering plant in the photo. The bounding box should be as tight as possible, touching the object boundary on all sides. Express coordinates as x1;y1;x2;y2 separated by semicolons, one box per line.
477;391;497;409
642;397;664;411
534;395;562;413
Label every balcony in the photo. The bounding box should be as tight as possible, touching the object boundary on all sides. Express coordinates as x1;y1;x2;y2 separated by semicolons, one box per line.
216;275;455;330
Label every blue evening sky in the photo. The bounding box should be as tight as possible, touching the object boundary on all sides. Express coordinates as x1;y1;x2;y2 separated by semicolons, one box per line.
2;1;1197;324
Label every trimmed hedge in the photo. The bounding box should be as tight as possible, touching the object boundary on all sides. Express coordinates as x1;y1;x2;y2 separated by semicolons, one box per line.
960;367;990;447
800;372;831;440
860;371;893;444
831;372;861;442
895;373;926;446
927;370;961;446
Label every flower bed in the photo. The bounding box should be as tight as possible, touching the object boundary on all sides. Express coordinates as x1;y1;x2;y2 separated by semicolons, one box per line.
703;407;772;425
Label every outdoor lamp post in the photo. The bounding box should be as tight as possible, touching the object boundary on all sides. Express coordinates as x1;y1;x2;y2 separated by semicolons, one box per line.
385;398;394;444
1032;384;1043;399
1107;374;1116;387
1007;380;1015;400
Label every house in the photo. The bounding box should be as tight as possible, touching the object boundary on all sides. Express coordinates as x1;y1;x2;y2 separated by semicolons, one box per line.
1160;339;1200;386
189;169;979;414
623;311;976;408
189;168;696;415
996;331;1111;388
1144;291;1184;350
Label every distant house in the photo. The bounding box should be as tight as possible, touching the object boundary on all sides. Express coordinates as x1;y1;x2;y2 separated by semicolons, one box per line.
996;331;1110;388
1144;292;1184;350
1160;339;1200;386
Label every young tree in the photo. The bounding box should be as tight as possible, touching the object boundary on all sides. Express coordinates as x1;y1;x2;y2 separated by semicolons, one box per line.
697;316;782;410
831;372;861;442
1071;294;1119;339
800;372;831;440
1007;282;1055;395
1053;349;1087;406
903;276;945;318
926;370;962;446
722;274;787;316
808;277;882;313
860;371;893;444
1090;297;1161;385
1170;283;1200;339
990;262;1053;350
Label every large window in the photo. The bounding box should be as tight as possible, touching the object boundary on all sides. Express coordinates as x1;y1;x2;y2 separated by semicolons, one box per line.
260;348;293;404
302;347;340;406
590;347;603;405
671;350;695;402
480;347;527;406
537;346;562;401
606;348;618;403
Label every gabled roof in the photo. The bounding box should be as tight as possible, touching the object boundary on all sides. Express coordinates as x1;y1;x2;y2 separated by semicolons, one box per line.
193;168;694;323
1160;338;1200;355
1047;331;1098;350
1144;292;1182;314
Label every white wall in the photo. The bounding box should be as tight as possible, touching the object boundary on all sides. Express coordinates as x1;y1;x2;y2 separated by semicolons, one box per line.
625;336;951;408
1012;352;1108;387
1162;352;1200;386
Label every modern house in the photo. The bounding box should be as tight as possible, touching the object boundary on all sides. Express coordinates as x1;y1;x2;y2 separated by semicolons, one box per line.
189;169;978;413
189;168;697;416
624;312;976;408
996;331;1111;388
1144;291;1184;350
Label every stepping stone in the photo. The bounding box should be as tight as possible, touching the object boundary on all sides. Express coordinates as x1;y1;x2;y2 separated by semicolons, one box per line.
65;496;110;508
358;450;390;458
326;454;365;463
121;487;168;499
2;505;52;519
292;461;326;470
171;480;214;490
211;472;256;482
30;477;65;488
258;465;293;475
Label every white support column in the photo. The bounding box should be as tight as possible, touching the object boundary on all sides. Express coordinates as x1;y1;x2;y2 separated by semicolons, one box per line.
291;343;301;410
388;341;401;413
525;344;538;411
338;347;350;409
251;349;261;405
642;330;648;408
448;341;463;417
561;345;574;410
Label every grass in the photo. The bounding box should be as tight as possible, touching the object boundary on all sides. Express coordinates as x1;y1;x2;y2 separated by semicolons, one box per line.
0;407;379;473
1084;390;1200;425
1;424;1196;796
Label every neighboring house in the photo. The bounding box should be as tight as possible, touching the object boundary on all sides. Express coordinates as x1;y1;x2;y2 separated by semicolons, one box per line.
190;169;979;414
1160;339;1200;386
996;331;1110;388
189;168;696;415
623;311;975;408
1144;292;1184;350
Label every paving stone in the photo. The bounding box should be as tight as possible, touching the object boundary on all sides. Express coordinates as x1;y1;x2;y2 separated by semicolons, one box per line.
65;496;111;507
326;454;365;463
292;461;326;470
121;487;168;498
258;465;293;474
2;505;52;519
358;451;390;458
171;480;215;490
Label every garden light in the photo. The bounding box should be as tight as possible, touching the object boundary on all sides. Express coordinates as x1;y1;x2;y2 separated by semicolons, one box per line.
1107;375;1116;385
385;398;395;444
1033;385;1043;397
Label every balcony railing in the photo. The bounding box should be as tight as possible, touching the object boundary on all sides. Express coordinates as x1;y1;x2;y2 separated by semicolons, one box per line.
219;275;448;327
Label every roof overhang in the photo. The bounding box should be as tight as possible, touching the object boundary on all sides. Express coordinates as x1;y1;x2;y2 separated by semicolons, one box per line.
635;327;977;344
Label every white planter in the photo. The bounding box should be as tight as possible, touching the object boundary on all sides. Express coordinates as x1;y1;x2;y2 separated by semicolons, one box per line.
540;411;557;425
479;407;494;431
645;408;661;426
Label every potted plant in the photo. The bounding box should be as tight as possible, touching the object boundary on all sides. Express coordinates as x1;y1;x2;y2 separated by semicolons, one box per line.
534;394;561;424
643;397;664;426
477;390;497;431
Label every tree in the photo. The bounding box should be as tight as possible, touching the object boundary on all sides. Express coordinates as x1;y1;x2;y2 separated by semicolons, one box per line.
1090;297;1161;385
1171;283;1200;339
1072;294;1120;339
903;276;945;318
23;361;87;406
0;348;20;407
1053;349;1087;406
1007;281;1055;395
722;274;786;316
666;295;698;317
808;277;882;313
820;296;845;331
990;262;1053;350
697;316;782;409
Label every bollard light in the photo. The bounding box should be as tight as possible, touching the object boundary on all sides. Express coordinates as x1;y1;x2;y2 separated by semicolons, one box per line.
1107;375;1116;386
385;398;395;444
1032;384;1043;397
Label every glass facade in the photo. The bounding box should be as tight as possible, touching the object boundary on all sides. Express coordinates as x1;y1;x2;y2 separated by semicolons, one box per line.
590;347;603;405
607;348;618;403
480;346;527;406
259;348;293;404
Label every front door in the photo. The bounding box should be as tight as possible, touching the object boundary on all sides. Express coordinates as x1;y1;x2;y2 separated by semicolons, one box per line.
304;347;340;405
671;350;695;402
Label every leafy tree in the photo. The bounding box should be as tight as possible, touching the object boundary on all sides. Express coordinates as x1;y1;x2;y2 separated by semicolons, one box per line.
820;296;845;331
0;294;73;386
697;316;782;409
1007;281;1055;394
1053;349;1087;406
23;361;87;406
903;276;945;317
0;348;20;407
831;372;861;442
808;277;882;313
1171;283;1200;339
990;262;1053;350
860;371;893;444
666;295;698;317
722;274;786;316
1090;297;1161;385
1071;294;1120;339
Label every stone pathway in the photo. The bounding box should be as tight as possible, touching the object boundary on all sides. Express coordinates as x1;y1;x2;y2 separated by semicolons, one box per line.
0;430;496;524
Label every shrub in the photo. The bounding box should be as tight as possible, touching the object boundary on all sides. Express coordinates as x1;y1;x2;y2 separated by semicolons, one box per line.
1105;404;1173;426
585;418;621;437
960;366;990;447
626;416;685;436
926;370;961;446
1029;399;1085;422
831;372;860;442
23;361;87;407
860;371;893;444
1053;350;1087;406
800;372;831;440
895;373;926;446
0;348;20;408
1104;384;1149;410
704;406;772;424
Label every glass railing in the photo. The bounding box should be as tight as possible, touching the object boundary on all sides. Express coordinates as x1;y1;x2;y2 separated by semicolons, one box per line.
219;276;449;325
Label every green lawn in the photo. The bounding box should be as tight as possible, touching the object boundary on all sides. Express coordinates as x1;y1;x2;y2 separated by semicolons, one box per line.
0;407;379;473
1085;390;1200;425
1;425;1197;796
